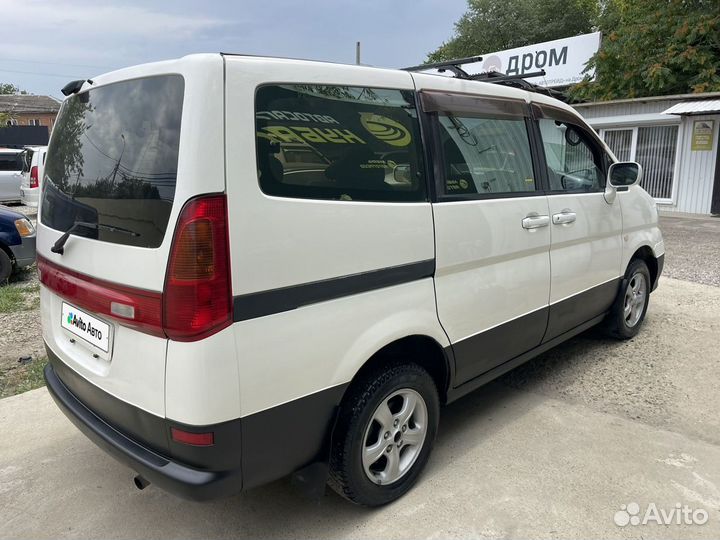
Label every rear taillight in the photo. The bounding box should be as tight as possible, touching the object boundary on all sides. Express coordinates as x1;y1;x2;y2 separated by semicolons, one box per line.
30;166;39;188
38;256;164;337
163;194;232;341
38;194;232;342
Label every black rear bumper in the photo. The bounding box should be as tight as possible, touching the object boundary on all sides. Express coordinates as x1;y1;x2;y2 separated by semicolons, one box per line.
44;363;242;501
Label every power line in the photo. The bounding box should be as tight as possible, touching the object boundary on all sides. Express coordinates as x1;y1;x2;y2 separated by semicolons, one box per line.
0;57;113;70
0;67;83;79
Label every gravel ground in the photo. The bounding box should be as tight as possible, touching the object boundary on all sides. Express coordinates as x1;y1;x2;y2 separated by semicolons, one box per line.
0;269;44;395
0;203;41;395
659;213;720;287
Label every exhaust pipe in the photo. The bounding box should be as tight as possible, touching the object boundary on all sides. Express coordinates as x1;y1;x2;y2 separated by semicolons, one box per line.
133;475;150;490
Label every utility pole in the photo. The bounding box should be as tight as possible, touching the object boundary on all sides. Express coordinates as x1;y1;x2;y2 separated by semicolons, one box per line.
356;41;361;65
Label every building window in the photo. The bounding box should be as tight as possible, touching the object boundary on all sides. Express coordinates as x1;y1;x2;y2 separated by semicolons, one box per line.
29;118;42;126
601;125;679;201
5;118;18;126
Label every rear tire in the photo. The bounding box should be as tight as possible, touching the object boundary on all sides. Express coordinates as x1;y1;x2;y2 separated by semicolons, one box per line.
0;249;12;282
328;362;439;506
605;259;651;339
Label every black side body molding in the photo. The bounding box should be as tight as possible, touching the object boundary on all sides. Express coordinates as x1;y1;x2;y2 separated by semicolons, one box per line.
446;313;607;403
234;259;435;321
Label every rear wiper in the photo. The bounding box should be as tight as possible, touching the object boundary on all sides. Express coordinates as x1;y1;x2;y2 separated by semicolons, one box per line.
51;221;140;255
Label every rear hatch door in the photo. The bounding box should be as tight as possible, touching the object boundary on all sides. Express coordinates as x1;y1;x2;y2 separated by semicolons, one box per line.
38;56;224;428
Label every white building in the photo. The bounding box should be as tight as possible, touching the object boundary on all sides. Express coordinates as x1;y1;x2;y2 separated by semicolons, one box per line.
574;93;720;215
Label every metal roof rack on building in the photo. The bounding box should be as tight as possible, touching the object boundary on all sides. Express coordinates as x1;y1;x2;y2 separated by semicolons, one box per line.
402;56;567;101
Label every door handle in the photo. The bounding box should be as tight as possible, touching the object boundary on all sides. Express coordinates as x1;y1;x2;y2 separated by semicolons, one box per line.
522;214;550;229
552;210;577;225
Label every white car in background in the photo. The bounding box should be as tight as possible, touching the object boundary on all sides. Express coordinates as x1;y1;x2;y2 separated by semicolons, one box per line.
0;148;24;203
20;146;47;208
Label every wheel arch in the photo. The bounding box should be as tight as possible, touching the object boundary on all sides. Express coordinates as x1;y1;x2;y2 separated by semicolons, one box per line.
629;244;660;289
295;333;452;493
342;334;452;406
0;242;13;261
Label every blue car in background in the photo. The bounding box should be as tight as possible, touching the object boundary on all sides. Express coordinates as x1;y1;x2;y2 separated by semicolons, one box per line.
0;205;36;282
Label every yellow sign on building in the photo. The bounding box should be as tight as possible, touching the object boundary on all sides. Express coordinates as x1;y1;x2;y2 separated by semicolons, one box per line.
691;120;714;151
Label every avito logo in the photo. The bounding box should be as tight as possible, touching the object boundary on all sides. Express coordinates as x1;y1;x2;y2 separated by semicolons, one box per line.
67;311;103;341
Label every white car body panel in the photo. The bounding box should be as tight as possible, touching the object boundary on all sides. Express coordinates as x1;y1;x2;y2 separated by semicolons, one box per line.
230;279;447;417
223;56;431;294
432;198;551;342
0;149;23;203
20;146;47;207
546;192;623;303
619;184;665;269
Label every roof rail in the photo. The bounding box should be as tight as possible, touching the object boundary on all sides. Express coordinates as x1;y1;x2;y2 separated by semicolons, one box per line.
471;70;567;101
403;59;567;101
402;56;483;78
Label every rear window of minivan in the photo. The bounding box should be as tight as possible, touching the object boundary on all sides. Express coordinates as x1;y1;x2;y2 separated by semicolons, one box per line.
21;149;34;173
41;75;184;248
255;85;426;202
0;152;22;171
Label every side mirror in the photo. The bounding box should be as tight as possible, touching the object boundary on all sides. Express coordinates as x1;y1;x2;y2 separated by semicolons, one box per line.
608;161;642;189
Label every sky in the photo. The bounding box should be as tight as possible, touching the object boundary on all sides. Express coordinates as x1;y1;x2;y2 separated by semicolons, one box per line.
1;0;467;99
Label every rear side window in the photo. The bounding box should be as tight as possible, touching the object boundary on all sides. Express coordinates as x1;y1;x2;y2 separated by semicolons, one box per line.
21;150;33;173
0;153;21;171
255;85;426;202
437;115;536;196
41;75;184;248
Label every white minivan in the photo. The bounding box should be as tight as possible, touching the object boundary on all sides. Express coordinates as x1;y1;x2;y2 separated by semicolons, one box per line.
20;145;47;207
38;54;664;506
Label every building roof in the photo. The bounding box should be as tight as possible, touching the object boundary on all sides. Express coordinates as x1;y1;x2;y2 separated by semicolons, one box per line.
573;91;720;108
662;99;720;116
0;94;61;115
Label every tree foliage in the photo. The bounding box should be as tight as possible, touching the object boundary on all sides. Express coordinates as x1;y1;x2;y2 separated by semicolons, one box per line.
571;0;720;100
427;0;598;62
0;83;27;95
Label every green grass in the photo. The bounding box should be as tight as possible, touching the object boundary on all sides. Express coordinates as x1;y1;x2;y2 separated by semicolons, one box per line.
0;356;48;399
0;286;25;313
0;283;39;313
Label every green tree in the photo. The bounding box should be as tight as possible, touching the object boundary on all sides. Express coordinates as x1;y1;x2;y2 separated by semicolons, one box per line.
571;0;720;100
0;83;27;95
427;0;598;62
1;83;23;125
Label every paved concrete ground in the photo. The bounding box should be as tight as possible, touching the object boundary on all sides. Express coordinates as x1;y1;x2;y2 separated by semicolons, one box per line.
1;215;719;539
659;213;720;287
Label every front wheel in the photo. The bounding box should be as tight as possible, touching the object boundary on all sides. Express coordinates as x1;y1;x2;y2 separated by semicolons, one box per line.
328;363;439;506
605;259;651;339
